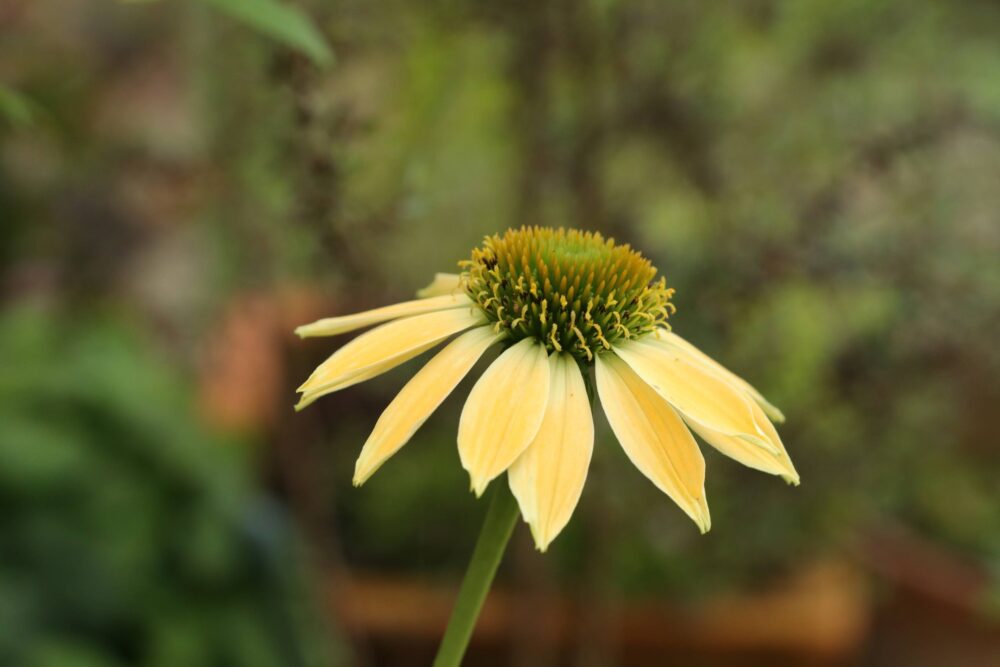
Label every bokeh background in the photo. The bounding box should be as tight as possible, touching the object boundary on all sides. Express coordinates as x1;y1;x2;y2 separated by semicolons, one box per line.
3;0;999;665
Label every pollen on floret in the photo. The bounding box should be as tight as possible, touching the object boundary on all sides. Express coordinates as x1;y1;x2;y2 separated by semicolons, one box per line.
461;226;676;362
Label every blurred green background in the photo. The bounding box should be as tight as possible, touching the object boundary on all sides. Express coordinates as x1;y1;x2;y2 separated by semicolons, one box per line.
2;0;999;665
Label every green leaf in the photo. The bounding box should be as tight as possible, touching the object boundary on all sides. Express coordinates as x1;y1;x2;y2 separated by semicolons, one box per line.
200;0;334;66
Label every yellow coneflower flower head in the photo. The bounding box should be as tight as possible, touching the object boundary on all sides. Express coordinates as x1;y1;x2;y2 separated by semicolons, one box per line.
296;227;798;552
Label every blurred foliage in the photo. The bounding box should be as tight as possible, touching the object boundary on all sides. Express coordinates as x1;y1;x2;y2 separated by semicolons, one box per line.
199;0;334;66
0;85;36;128
303;0;1000;596
0;308;336;666
2;0;999;630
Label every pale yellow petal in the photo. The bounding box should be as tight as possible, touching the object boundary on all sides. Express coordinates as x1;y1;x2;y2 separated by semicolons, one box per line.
458;338;550;497
353;326;502;485
416;273;463;298
296;307;485;409
652;330;785;423
508;354;593;552
595;352;710;533
686;399;800;485
614;339;777;453
295;292;471;338
297;364;395;410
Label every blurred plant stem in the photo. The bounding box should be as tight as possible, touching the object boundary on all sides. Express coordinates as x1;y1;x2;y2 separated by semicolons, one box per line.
433;483;520;667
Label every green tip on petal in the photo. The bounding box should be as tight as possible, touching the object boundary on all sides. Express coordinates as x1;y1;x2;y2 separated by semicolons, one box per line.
762;401;786;424
471;478;489;498
695;503;712;534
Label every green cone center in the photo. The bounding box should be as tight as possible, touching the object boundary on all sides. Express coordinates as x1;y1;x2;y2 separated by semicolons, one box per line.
461;227;676;361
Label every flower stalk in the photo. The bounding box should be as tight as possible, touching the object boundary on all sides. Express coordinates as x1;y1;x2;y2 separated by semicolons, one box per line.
433;483;520;667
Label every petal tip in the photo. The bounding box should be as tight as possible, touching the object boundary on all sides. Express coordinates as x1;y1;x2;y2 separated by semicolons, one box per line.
527;523;552;552
691;495;711;534
352;463;371;487
760;400;786;423
470;477;489;498
295;321;330;338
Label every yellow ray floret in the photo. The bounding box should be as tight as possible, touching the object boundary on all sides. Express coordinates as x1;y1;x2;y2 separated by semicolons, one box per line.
508;353;594;552
684;399;800;485
613;338;777;453
295;292;471;338
416;272;463;298
353;326;503;485
654;330;785;423
296;307;485;409
458;338;551;497
595;352;710;533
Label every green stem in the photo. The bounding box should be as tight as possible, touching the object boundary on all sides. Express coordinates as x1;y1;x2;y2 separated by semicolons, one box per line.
433;483;520;667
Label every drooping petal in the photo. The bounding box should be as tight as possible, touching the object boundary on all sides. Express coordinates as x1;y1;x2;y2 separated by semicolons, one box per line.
295;292;471;338
416;273;463;298
508;354;593;552
458;338;550;497
614;339;777;453
353;326;503;485
595;352;710;533
298;364;392;408
685;399;800;485
653;330;785;423
296;307;485;409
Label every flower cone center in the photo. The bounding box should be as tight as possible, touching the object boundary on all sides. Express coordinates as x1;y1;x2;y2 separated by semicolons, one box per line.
462;227;676;361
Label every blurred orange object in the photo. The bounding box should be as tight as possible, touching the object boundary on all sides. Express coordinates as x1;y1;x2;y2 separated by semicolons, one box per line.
332;559;870;665
199;286;326;435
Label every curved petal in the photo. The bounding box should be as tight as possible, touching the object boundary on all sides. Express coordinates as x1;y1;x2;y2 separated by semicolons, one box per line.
458;338;550;497
653;330;785;423
508;354;594;552
296;308;485;409
595;352;710;533
295;292;471;338
685;399;800;485
416;272;463;298
614;339;777;453
353;326;503;485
